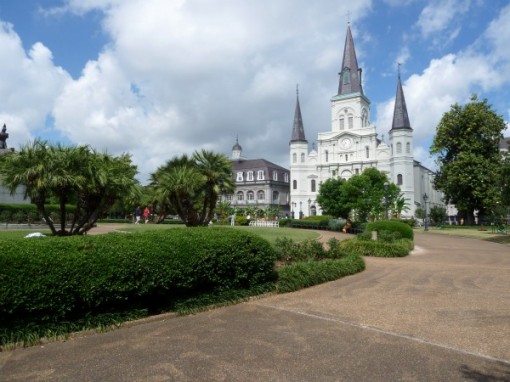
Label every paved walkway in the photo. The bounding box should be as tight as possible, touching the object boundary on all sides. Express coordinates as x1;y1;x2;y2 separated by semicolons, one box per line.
1;232;509;381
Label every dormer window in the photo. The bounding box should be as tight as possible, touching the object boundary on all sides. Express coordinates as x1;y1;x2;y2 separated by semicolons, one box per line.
343;68;351;85
247;171;254;181
236;172;243;182
273;171;278;181
257;170;264;180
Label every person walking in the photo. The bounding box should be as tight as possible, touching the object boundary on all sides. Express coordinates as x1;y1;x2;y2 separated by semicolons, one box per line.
143;206;150;223
134;206;142;224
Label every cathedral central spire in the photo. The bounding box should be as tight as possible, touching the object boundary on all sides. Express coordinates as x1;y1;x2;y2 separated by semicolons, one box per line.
338;25;363;96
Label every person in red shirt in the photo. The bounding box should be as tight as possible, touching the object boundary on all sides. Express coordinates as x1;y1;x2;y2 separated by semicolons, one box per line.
143;207;150;223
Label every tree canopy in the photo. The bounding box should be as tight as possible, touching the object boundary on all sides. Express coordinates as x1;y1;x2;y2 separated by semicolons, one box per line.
430;95;506;224
0;140;140;235
316;167;403;222
150;150;234;227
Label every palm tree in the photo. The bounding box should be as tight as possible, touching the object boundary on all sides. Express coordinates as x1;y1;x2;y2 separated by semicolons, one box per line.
150;150;234;227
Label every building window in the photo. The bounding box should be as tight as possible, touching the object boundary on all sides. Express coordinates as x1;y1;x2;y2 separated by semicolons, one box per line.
325;150;329;162
257;190;265;201
272;191;279;202
362;109;368;127
396;142;402;154
348;115;353;129
355;169;359;174
311;179;316;192
237;191;244;201
397;174;403;185
365;146;369;159
406;142;411;153
226;195;233;201
292;153;297;163
345;154;348;162
293;180;297;190
339;117;345;130
236;172;243;182
247;191;254;201
257;170;264;180
284;173;289;183
300;153;305;163
247;171;254;181
332;170;336;176
273;171;278;181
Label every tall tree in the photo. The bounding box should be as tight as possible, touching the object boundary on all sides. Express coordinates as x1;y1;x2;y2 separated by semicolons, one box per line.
316;177;350;218
430;95;506;224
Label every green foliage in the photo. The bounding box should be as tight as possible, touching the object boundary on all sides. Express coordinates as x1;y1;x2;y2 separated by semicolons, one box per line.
274;238;329;262
340;238;413;257
316;178;350;218
0;228;277;330
276;254;365;293
414;207;425;220
149;150;234;227
431;95;507;223
0;141;140;235
365;220;414;240
429;205;447;226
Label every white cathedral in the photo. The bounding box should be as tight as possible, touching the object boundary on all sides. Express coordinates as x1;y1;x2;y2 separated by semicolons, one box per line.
290;25;442;218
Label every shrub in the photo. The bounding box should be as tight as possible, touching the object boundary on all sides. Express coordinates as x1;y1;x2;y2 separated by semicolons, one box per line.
365;220;413;240
276;254;365;293
0;228;277;327
340;237;412;257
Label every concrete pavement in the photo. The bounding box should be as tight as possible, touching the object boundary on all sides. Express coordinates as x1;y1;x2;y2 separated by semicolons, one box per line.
1;232;509;381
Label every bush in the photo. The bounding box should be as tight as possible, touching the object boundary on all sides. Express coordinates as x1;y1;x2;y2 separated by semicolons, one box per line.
276;254;365;293
274;237;347;263
365;220;414;240
0;228;277;327
340;237;412;257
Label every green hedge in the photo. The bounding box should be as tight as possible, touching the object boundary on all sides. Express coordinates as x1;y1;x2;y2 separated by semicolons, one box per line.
0;203;75;223
276;254;365;293
0;228;277;326
340;238;413;257
365;220;414;240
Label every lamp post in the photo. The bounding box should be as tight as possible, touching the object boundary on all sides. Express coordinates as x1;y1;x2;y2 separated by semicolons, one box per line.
383;181;389;220
308;199;311;216
299;201;303;219
291;202;296;219
423;193;429;231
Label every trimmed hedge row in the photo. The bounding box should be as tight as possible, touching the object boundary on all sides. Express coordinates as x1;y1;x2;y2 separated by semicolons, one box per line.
365;220;414;240
0;228;277;326
276;254;365;293
340;238;413;257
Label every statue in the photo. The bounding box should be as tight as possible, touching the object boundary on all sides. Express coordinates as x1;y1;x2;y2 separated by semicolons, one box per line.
0;124;8;149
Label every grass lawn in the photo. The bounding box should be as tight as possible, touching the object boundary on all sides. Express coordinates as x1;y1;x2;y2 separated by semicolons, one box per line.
0;229;52;239
418;226;510;246
119;223;320;245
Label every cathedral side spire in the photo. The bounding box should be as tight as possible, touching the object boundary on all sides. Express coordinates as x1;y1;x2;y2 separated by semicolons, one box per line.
290;85;307;144
390;70;412;131
338;25;363;96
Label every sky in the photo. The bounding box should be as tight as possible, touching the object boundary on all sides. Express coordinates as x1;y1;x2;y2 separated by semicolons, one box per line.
0;0;509;183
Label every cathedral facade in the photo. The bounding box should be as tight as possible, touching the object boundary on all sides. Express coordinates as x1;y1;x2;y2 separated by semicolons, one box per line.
290;25;442;218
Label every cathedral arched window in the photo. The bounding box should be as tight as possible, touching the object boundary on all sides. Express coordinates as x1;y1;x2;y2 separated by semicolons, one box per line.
362;109;368;127
397;174;403;185
293;180;297;190
348;115;353;129
365;146;370;159
292;153;297;163
339;117;345;130
257;190;265;201
247;191;254;201
272;191;279;202
396;142;402;154
406;142;411;154
325;150;329;162
311;179;316;192
345;154;348;162
300;153;305;163
237;191;244;201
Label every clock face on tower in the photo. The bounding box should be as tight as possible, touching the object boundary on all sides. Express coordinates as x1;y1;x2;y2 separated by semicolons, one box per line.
341;138;352;149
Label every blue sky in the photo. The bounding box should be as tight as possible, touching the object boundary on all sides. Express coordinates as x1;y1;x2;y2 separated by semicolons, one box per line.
0;0;509;183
